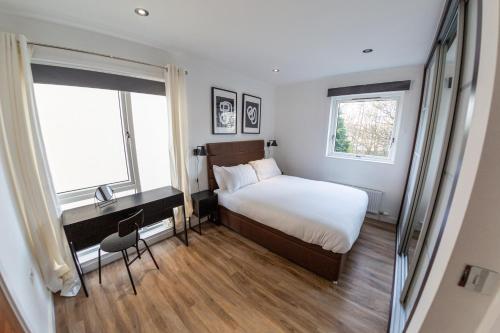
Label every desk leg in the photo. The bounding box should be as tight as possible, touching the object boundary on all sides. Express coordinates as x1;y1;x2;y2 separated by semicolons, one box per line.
172;212;177;236
69;241;88;297
174;205;189;246
189;206;203;235
183;205;189;246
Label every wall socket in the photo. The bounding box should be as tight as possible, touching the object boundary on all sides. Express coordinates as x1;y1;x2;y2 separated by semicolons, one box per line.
459;265;499;295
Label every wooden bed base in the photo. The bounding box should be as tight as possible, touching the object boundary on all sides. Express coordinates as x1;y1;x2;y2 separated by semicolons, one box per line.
206;140;347;282
218;206;347;281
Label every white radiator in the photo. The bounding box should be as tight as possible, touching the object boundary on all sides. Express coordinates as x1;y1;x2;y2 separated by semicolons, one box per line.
331;182;383;214
360;187;384;214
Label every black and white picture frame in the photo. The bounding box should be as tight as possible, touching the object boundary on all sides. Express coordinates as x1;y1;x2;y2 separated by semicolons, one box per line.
212;87;237;134
242;94;261;134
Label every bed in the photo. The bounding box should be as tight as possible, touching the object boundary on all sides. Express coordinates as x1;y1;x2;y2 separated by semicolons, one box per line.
206;140;368;282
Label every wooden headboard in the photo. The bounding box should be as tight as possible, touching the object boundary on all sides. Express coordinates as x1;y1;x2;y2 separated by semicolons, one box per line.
206;140;265;191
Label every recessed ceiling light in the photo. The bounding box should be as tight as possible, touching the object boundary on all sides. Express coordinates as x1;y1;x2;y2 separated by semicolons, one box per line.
272;68;280;72
362;48;374;54
134;8;149;16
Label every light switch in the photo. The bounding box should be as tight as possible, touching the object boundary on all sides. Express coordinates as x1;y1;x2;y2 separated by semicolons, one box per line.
459;265;499;295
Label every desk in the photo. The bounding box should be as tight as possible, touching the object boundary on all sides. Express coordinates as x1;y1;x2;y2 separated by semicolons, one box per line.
62;186;188;297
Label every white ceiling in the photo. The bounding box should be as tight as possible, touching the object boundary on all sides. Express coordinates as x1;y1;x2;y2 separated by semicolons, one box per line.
0;0;445;84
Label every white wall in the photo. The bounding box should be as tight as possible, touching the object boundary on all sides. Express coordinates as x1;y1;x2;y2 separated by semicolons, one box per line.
274;66;423;222
180;54;275;191
0;151;54;333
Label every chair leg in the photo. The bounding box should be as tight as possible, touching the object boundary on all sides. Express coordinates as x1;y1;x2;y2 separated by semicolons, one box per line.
124;249;129;262
136;243;141;259
140;239;159;270
98;248;102;284
121;250;137;295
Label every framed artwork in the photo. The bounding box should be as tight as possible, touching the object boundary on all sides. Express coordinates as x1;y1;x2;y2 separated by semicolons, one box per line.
242;94;261;134
212;87;237;134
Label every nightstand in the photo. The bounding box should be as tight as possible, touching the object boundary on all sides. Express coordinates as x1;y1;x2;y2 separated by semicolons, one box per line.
190;190;218;235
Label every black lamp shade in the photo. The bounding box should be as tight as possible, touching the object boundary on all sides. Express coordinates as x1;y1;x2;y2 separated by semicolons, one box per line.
194;146;207;156
267;140;278;147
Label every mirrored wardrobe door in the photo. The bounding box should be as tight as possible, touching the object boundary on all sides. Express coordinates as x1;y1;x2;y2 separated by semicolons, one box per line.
400;8;464;303
398;48;440;253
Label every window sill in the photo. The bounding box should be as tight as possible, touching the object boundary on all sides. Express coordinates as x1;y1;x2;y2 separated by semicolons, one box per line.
59;183;137;208
326;154;395;165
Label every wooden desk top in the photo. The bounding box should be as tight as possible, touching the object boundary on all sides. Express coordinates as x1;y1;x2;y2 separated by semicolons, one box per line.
62;186;183;226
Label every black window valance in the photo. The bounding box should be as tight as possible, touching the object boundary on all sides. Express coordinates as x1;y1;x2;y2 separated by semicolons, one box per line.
31;64;166;96
327;80;411;97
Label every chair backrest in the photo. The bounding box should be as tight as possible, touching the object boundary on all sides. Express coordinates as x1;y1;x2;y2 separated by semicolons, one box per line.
118;209;144;238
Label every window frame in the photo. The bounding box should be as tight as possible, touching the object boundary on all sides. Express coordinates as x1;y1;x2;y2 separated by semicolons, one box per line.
325;91;405;164
42;89;142;205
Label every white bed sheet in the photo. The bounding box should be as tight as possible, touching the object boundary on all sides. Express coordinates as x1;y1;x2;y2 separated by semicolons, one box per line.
216;175;368;253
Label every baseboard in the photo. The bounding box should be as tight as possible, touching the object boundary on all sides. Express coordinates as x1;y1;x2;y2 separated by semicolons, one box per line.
389;230;409;332
366;212;397;224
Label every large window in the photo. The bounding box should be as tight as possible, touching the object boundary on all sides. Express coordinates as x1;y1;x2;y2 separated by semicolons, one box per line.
326;92;403;162
130;92;171;191
35;84;137;204
34;83;171;206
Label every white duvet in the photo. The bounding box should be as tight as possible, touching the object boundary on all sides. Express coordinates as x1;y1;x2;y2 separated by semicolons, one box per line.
216;175;368;253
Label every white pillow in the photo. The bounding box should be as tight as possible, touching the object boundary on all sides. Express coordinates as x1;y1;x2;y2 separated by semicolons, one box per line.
249;158;281;181
213;165;227;190
222;164;258;192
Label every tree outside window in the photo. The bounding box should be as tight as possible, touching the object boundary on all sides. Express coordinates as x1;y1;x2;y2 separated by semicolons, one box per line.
327;92;403;162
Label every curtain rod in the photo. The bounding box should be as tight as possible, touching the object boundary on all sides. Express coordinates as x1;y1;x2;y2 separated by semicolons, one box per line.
27;42;188;74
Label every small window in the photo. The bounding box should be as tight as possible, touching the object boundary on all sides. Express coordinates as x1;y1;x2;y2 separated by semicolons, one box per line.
326;92;403;163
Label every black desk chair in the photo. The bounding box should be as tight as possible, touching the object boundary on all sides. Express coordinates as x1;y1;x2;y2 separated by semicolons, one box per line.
98;209;159;295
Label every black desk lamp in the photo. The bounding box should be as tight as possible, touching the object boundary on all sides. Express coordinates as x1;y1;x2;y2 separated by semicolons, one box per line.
266;140;278;157
193;146;207;192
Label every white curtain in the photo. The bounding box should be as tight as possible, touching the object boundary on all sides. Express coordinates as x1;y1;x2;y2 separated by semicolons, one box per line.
165;65;193;225
0;33;80;296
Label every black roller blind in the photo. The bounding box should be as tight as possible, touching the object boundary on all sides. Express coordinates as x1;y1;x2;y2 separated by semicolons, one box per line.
31;64;166;96
327;80;411;97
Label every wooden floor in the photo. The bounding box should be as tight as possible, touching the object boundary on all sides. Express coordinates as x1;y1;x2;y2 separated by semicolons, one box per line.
55;219;396;333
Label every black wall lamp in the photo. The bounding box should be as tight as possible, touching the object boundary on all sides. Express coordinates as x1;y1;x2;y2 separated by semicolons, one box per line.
193;146;207;192
266;140;278;157
193;145;207;157
267;140;278;147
